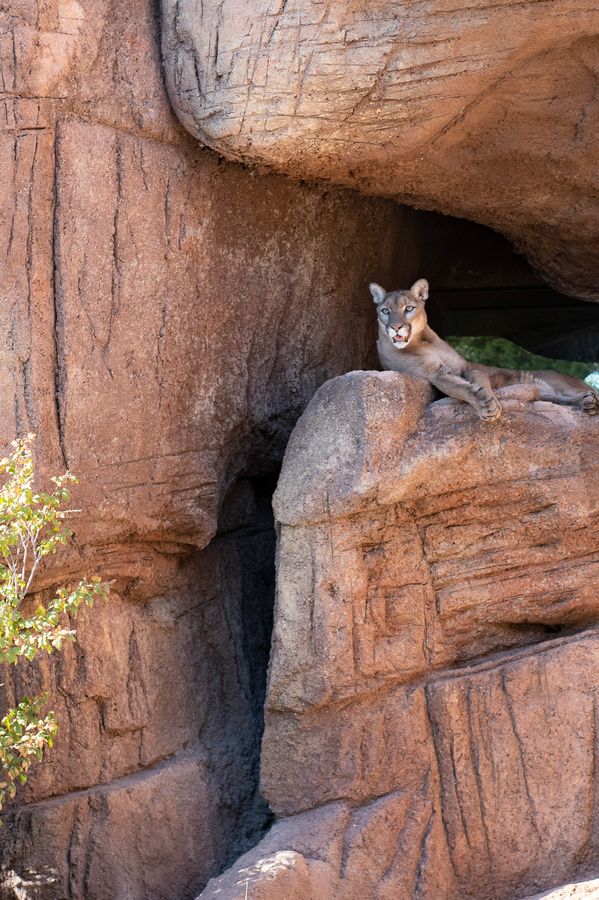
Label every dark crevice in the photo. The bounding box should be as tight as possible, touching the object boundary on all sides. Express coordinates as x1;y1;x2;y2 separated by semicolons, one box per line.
499;621;571;637
193;472;279;886
51;122;68;468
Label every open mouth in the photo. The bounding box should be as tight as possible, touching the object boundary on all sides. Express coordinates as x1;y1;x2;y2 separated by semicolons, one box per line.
392;335;409;345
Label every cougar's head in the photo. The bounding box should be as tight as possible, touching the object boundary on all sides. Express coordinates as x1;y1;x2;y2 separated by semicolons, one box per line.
369;279;429;349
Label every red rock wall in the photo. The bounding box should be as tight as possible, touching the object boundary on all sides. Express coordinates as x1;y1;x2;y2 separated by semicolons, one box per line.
0;2;421;896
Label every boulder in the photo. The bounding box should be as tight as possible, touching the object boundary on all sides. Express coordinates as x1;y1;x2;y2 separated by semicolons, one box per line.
161;0;599;300
203;372;599;899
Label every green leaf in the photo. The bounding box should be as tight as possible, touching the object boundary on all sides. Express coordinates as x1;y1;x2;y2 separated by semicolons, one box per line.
0;434;109;814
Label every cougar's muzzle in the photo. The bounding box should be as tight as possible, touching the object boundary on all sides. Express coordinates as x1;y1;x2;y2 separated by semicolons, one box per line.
387;324;411;346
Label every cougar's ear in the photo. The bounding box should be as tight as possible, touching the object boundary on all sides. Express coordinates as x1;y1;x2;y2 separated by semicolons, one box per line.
369;283;387;304
410;278;429;302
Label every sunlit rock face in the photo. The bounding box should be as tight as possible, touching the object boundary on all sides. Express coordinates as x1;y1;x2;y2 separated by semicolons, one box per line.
201;372;599;899
161;0;599;301
0;1;418;896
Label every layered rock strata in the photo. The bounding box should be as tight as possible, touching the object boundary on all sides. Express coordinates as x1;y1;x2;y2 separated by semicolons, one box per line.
0;1;414;895
202;372;599;899
161;0;599;301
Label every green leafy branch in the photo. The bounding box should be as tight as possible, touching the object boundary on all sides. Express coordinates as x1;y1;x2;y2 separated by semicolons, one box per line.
0;435;109;812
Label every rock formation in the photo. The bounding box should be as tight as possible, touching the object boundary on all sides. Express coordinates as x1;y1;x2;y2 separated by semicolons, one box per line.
0;1;416;895
3;1;598;897
161;0;599;301
201;372;599;899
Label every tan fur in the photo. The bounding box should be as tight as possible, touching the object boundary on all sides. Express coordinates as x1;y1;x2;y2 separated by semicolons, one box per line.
370;279;598;421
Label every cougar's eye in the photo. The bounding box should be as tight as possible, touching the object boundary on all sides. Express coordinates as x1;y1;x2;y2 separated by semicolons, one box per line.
405;305;415;313
381;307;390;315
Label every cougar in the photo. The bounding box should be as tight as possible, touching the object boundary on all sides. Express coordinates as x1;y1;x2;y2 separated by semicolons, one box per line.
370;279;598;421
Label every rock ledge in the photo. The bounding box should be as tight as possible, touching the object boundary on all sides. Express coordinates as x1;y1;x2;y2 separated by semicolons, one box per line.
202;371;599;899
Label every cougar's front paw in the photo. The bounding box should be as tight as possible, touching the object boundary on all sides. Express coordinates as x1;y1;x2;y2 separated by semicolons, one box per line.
581;390;598;415
472;384;502;422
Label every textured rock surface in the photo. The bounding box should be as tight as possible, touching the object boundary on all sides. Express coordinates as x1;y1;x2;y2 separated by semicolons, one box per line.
2;98;408;565
203;372;599;899
0;484;277;898
0;1;418;896
161;0;599;301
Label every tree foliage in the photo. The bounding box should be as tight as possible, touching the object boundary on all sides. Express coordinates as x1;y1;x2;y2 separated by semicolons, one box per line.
0;435;109;811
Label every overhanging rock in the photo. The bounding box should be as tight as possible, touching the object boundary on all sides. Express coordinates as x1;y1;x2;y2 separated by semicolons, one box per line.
160;0;599;301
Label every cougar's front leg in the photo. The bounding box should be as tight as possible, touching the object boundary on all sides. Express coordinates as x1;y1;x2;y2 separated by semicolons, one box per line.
430;371;502;422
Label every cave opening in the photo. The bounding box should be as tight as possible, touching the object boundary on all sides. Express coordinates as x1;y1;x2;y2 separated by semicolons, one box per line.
409;211;599;364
